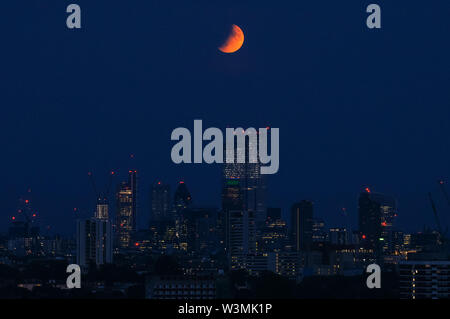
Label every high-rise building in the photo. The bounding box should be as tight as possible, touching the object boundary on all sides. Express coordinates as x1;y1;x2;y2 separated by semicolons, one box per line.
358;188;397;258
221;176;258;269
259;217;288;252
225;210;257;270
290;200;314;252
95;198;109;220
151;182;171;221
76;218;113;267
223;130;266;225
116;170;138;249
173;181;192;214
181;207;218;255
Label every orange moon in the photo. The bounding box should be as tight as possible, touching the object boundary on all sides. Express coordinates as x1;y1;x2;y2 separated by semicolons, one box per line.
219;24;244;53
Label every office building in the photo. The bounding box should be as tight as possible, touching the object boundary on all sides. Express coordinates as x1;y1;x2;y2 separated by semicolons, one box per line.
76;217;113;267
290;200;314;251
151;182;171;221
358;188;397;257
116;170;138;249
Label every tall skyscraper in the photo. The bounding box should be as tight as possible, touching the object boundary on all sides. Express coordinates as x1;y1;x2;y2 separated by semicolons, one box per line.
181;207;218;255
77;191;114;268
76;218;113;267
290;200;314;251
116;170;138;249
225;210;257;270
151;182;171;221
173;181;192;213
358;188;397;258
223;130;266;225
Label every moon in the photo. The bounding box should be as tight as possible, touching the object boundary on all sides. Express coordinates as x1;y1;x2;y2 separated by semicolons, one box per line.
219;24;244;54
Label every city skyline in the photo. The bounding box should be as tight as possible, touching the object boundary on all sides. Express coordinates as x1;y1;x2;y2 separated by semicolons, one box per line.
4;158;449;299
2;0;450;301
2;165;450;236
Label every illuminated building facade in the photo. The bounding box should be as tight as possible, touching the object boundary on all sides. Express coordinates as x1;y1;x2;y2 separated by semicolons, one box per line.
312;218;328;243
358;189;397;259
146;275;216;299
225;210;257;270
399;261;450;299
95;198;109;220
116;170;138;249
245;252;301;280
223;130;266;225
259;218;288;252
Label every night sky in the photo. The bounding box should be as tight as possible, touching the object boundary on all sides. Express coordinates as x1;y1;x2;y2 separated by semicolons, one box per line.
1;0;450;235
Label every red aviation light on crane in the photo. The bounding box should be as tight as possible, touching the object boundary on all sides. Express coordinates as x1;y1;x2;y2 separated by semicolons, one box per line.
25;199;29;204
12;216;16;220
365;187;371;193
362;234;366;239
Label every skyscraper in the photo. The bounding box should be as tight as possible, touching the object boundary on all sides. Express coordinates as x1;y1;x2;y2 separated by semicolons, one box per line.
223;130;266;225
173;181;192;214
358;188;397;258
181;207;218;255
290;200;314;251
116;170;138;249
76;218;113;267
151;182;171;221
225;210;257;270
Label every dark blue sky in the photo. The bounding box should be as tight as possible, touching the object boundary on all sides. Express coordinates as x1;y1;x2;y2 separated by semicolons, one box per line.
1;0;450;235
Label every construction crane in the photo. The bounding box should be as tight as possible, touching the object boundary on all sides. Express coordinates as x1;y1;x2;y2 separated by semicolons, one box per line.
428;192;444;240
